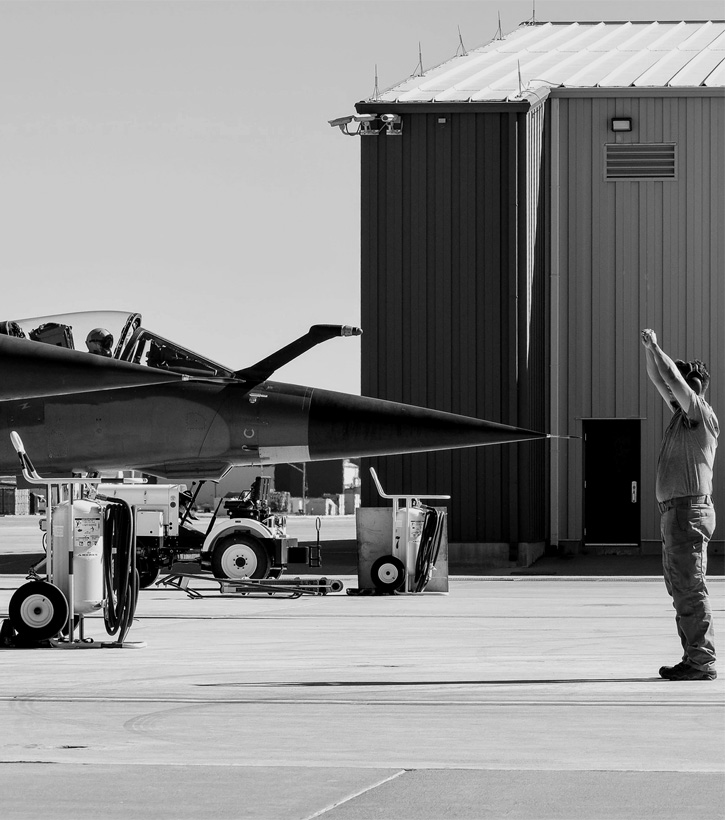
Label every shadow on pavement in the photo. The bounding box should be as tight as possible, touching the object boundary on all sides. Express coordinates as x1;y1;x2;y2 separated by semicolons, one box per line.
197;677;664;687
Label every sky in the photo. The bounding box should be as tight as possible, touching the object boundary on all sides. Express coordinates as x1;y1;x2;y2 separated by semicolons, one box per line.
1;0;722;394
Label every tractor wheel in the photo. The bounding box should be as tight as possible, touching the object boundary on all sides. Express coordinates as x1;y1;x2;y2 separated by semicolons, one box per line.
211;534;270;580
136;557;162;589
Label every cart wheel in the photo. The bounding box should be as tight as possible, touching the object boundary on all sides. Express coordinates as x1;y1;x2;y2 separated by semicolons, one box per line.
211;534;270;580
8;581;69;641
370;555;406;593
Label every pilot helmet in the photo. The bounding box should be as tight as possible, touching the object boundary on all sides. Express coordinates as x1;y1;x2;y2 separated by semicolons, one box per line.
86;327;114;354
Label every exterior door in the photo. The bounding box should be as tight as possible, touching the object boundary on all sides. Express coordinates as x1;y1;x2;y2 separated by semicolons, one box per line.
583;419;641;546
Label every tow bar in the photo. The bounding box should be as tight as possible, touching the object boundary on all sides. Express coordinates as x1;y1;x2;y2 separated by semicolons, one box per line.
156;573;344;599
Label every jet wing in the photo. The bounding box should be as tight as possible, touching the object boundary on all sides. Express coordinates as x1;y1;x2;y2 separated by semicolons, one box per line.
0;333;188;401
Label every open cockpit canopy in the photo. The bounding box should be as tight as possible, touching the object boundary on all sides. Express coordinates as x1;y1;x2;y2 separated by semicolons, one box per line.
0;310;234;378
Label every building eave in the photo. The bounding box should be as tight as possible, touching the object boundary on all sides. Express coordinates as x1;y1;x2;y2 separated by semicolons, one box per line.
355;100;532;115
550;86;725;98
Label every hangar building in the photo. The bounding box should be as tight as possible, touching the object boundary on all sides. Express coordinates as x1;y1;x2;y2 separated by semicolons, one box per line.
337;20;725;566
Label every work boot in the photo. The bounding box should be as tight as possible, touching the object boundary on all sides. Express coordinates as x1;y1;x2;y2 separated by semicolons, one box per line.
659;662;717;681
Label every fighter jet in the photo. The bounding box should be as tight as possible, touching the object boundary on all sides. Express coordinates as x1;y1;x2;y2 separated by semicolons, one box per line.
0;310;547;479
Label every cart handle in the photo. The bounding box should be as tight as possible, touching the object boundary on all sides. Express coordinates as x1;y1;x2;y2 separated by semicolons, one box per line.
369;467;450;501
10;432;102;485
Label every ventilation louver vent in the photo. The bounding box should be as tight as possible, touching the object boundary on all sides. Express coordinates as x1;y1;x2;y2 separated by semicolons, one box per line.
605;144;676;180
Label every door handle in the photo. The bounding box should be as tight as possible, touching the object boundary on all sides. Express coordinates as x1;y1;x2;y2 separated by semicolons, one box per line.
631;481;638;503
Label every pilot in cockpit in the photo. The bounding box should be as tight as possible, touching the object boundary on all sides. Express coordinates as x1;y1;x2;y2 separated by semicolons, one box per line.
0;321;25;338
86;327;114;357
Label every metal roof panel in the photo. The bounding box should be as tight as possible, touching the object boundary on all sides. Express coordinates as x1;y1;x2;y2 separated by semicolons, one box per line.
372;21;725;105
667;49;725;86
634;49;707;85
675;19;722;50
495;21;557;52
598;50;669;86
703;57;725;85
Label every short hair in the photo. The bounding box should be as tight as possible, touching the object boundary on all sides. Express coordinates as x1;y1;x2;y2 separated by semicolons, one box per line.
676;359;710;394
691;359;711;393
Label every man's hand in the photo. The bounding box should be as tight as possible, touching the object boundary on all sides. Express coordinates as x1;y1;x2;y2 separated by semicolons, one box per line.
641;328;657;350
641;329;693;413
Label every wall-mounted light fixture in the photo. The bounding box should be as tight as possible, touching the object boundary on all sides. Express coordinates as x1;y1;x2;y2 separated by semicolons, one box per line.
611;117;633;132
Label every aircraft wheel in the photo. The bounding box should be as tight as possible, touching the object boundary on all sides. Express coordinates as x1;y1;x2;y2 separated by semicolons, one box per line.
211;535;270;580
8;581;69;641
370;555;406;593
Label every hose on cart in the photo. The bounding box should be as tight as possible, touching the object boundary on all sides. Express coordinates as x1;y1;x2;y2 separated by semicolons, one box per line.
102;497;138;641
413;506;445;593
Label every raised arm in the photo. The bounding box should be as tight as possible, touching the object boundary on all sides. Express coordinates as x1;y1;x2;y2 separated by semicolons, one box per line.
641;329;694;414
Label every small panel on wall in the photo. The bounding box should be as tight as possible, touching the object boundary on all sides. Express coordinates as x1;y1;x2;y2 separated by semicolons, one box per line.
604;143;677;180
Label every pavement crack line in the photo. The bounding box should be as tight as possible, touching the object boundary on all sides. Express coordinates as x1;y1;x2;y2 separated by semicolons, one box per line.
300;768;408;819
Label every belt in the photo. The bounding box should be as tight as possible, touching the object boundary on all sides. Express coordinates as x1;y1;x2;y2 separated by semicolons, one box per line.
658;495;712;513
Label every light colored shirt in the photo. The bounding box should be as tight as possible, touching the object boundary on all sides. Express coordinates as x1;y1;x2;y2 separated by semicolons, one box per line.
656;395;719;503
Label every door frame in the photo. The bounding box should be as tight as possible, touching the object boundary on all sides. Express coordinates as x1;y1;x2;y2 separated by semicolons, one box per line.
582;418;642;547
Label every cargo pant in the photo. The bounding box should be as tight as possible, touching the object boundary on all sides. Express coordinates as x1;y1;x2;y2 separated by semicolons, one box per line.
659;496;716;672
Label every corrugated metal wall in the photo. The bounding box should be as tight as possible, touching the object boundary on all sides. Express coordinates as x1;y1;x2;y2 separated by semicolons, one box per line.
554;92;725;546
360;109;549;546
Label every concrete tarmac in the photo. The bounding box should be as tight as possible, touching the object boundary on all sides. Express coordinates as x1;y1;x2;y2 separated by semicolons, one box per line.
1;517;724;819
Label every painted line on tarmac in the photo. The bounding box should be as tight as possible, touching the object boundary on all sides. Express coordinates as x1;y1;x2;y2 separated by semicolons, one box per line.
301;768;407;819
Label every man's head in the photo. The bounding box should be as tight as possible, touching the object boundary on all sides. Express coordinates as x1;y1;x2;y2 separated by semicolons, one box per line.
676;359;710;396
86;328;114;357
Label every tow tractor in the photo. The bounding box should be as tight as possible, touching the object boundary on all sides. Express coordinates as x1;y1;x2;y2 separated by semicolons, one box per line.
90;476;304;588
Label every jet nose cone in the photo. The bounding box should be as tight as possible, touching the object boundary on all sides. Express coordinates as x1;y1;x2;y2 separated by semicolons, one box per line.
308;389;547;460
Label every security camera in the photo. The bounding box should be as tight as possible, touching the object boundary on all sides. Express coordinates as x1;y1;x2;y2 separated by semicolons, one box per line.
380;113;401;123
353;114;377;122
328;115;354;128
